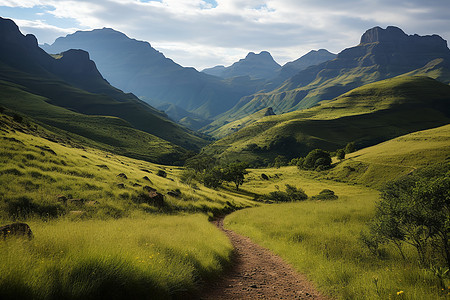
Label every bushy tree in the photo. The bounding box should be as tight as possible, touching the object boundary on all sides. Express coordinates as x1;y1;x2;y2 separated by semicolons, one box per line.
303;149;331;170
201;167;223;189
363;164;450;267
184;154;216;172
221;163;248;191
345;142;355;154
273;155;288;168
336;149;346;160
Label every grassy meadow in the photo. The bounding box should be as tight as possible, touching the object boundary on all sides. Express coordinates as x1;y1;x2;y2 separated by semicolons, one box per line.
1;215;232;299
0;112;253;298
226;166;450;299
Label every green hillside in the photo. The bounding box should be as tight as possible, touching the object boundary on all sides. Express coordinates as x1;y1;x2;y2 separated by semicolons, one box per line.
203;76;450;165
0;81;193;164
208;26;450;130
326;123;450;187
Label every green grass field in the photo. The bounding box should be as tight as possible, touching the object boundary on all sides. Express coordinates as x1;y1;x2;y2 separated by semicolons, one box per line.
226;165;450;299
1;215;232;299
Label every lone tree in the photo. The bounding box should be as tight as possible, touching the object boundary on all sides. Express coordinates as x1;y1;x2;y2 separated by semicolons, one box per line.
222;163;248;191
363;164;450;267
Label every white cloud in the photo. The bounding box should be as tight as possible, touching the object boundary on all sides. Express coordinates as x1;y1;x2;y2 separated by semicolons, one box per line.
2;0;449;69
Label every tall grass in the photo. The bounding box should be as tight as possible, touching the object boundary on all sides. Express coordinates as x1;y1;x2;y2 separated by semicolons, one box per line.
0;214;232;299
226;167;450;299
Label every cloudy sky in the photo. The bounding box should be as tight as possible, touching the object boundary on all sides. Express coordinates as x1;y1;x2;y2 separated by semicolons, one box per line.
1;0;449;70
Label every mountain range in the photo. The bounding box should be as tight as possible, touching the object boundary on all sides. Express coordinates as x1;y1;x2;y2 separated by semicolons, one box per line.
2;17;450;167
0;17;207;164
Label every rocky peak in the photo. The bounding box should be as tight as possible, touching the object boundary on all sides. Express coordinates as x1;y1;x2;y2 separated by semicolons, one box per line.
264;107;275;116
360;26;407;44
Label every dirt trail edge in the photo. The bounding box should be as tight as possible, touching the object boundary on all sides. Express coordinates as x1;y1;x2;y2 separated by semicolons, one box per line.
198;217;330;300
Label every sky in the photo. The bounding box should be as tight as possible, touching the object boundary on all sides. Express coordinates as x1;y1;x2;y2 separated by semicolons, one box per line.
1;0;449;70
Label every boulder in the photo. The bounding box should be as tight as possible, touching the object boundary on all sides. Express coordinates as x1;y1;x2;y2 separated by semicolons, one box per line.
148;191;164;207
117;173;127;179
0;222;33;239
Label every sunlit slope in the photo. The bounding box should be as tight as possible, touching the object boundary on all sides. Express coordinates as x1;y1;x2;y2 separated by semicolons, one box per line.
327;124;450;187
0;112;254;220
203;76;450;165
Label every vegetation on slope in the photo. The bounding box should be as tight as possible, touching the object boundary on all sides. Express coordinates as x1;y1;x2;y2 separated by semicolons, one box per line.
226;163;450;299
203;76;450;166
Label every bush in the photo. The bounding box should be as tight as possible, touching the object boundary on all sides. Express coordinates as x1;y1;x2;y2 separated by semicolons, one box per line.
363;164;450;267
336;149;346;160
303;149;331;170
312;189;338;200
265;184;308;202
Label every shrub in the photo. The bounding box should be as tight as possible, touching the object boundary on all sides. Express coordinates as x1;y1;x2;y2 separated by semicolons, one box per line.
363;164;450;267
312;189;338;200
303;149;331;170
337;149;346;160
345;142;356;154
265;184;308;202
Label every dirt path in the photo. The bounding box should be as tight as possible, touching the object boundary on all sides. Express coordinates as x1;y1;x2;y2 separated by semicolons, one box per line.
198;218;330;300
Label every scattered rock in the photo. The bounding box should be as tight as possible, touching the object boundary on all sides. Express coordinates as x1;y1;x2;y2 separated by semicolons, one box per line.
117;183;125;189
35;145;57;155
117;173;128;179
96;164;109;169
148;191;164;207
143;176;152;183
167;190;181;198
156;170;167;178
67;198;85;206
0;222;33;240
261;173;269;180
143;185;156;193
133;183;142;187
140;168;152;173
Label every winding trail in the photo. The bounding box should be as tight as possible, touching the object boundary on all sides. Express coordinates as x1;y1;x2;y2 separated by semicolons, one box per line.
198;218;330;299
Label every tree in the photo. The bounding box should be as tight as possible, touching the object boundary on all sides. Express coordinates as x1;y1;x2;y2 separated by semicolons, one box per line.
364;164;450;267
221;163;248;191
345;142;355;154
273;155;288;168
303;149;331;170
202;167;223;189
184;154;216;172
336;149;346;160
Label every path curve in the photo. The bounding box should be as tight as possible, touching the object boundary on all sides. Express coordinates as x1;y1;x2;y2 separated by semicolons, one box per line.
198;217;330;299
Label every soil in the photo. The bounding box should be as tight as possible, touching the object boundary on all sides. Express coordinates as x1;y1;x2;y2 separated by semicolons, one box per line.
198;218;330;300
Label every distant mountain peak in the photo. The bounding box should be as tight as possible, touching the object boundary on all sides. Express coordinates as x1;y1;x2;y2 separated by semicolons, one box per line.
360;26;407;44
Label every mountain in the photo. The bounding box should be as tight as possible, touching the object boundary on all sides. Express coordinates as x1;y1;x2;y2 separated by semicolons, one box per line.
0;17;207;163
211;26;450;129
202;51;281;80
279;49;336;79
202;76;450;166
41;28;260;119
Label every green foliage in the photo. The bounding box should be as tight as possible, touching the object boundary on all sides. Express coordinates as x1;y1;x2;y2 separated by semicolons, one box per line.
201;167;224;189
302;149;331;170
345;142;356;154
272;155;288;168
364;164;450;267
265;184;308;202
311;189;338;200
221;163;248;191
184;154;216;172
336;149;346;160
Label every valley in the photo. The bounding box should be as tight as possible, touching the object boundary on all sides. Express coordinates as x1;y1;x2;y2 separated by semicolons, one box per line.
0;15;449;300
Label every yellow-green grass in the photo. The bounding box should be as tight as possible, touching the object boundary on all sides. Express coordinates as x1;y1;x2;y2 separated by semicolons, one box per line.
0;214;232;299
326;124;450;188
0;80;193;164
0;113;254;221
204;76;450;164
226;166;449;299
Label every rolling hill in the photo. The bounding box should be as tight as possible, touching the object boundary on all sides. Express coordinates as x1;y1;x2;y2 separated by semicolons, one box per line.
0;17;207;163
210;26;450;131
202;76;450;166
